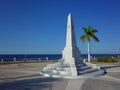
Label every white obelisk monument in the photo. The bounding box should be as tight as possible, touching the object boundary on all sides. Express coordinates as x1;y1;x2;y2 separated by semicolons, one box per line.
62;13;82;65
40;13;105;78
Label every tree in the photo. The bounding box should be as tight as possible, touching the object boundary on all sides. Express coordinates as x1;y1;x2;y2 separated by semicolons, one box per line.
80;25;99;63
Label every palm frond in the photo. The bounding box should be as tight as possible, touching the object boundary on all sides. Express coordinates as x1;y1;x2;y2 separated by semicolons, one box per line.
88;25;92;31
91;34;100;42
92;29;98;33
82;27;88;33
80;35;87;42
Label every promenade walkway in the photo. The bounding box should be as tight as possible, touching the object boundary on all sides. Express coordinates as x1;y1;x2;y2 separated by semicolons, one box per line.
0;62;120;90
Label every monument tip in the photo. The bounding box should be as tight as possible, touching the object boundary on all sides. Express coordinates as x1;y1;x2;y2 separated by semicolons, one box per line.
68;13;72;16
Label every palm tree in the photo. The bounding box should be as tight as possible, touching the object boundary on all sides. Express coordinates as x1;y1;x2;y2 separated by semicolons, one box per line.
80;25;99;63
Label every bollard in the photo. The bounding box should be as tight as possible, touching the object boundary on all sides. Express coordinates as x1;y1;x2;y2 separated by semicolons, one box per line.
46;57;48;61
1;58;3;62
111;56;113;59
117;55;120;58
39;58;41;61
13;57;16;62
90;56;92;59
83;59;86;63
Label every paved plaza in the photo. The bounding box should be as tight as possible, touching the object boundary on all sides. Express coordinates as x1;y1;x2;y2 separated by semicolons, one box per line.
0;62;120;90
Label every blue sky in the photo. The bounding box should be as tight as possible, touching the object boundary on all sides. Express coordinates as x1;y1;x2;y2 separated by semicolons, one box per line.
0;0;120;54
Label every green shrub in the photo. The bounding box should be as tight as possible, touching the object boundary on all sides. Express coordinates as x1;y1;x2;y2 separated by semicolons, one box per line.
96;56;117;63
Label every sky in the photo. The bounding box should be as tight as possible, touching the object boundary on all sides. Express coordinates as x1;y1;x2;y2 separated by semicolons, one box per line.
0;0;120;54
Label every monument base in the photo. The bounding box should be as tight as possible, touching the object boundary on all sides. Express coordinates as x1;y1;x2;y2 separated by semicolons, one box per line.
40;60;105;79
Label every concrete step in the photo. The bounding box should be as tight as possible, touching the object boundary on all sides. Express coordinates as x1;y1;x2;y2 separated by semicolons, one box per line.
77;66;92;71
76;63;86;67
63;67;71;71
51;70;58;74
78;68;98;75
58;70;71;75
83;69;105;77
55;66;63;71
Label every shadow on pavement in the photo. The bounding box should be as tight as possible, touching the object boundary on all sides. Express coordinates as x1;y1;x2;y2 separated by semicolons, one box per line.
100;65;120;74
0;76;62;90
0;74;41;81
100;65;120;70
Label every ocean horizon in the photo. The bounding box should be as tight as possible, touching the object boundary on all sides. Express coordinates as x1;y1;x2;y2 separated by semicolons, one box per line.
0;54;119;61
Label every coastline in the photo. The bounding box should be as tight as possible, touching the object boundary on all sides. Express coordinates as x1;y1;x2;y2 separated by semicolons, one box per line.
0;60;58;65
0;54;119;62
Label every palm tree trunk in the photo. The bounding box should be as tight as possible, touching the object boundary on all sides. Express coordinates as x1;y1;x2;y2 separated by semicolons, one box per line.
88;41;91;63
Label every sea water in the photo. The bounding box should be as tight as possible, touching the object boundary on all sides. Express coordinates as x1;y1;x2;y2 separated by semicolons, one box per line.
0;54;119;61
